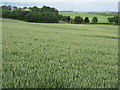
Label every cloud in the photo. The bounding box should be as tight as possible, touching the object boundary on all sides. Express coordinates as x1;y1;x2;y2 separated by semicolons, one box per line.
1;0;120;2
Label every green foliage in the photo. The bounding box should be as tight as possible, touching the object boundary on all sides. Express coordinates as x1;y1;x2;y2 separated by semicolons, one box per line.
108;17;114;23
1;5;12;10
23;7;27;10
66;16;71;22
1;5;117;25
2;9;11;18
60;12;113;23
114;16;118;24
58;14;64;21
12;6;18;11
40;6;58;13
25;11;40;22
58;14;68;22
29;6;40;12
92;17;98;24
40;12;59;23
74;16;83;24
25;12;59;23
2;19;118;88
108;16;118;24
9;10;30;20
2;5;59;23
84;17;90;23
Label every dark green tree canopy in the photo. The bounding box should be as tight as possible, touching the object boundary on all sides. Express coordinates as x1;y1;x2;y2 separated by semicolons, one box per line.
84;17;90;23
2;5;59;23
29;6;40;12
107;16;119;24
74;16;83;24
108;17;114;23
92;17;98;24
23;6;27;10
40;6;58;13
114;16;118;24
1;5;12;10
66;16;71;22
13;6;18;11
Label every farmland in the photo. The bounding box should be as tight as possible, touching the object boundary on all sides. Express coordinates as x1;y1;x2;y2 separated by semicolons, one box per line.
59;12;114;23
2;18;118;88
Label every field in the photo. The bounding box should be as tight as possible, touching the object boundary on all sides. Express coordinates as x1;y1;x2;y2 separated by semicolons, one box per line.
2;18;118;88
59;12;113;23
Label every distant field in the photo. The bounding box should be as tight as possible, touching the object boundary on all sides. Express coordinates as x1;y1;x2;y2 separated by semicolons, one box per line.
59;12;114;23
2;18;118;88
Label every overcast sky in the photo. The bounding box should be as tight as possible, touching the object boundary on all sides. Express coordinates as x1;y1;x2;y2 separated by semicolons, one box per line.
1;0;119;12
1;0;120;2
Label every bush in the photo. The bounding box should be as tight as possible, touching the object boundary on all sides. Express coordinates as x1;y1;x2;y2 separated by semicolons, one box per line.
40;6;58;13
84;17;90;23
29;6;40;12
107;16;119;24
2;9;11;18
26;6;59;23
74;16;83;24
108;17;114;23
1;5;12;10
114;16;118;24
25;12;40;22
92;17;98;24
62;16;68;22
58;14;68;22
40;12;59;23
66;16;71;22
25;12;59;23
58;14;64;21
2;5;59;23
9;10;30;20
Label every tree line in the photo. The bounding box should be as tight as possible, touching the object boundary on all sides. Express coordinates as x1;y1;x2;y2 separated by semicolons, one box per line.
1;5;119;25
1;5;59;23
108;17;119;24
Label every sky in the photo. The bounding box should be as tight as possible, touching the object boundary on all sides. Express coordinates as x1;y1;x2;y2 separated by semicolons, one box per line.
1;0;119;12
1;0;120;2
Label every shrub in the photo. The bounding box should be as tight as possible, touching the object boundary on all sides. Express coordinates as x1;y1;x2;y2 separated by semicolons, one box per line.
92;17;98;24
108;17;114;23
40;12;59;23
25;12;40;22
66;16;71;22
2;9;11;18
25;12;59;23
74;16;83;24
26;6;59;23
58;14;64;21
1;5;12;10
9;10;30;20
40;6;58;13
12;6;18;11
63;16;68;22
84;17;90;23
114;16;119;24
2;5;59;23
29;6;40;12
